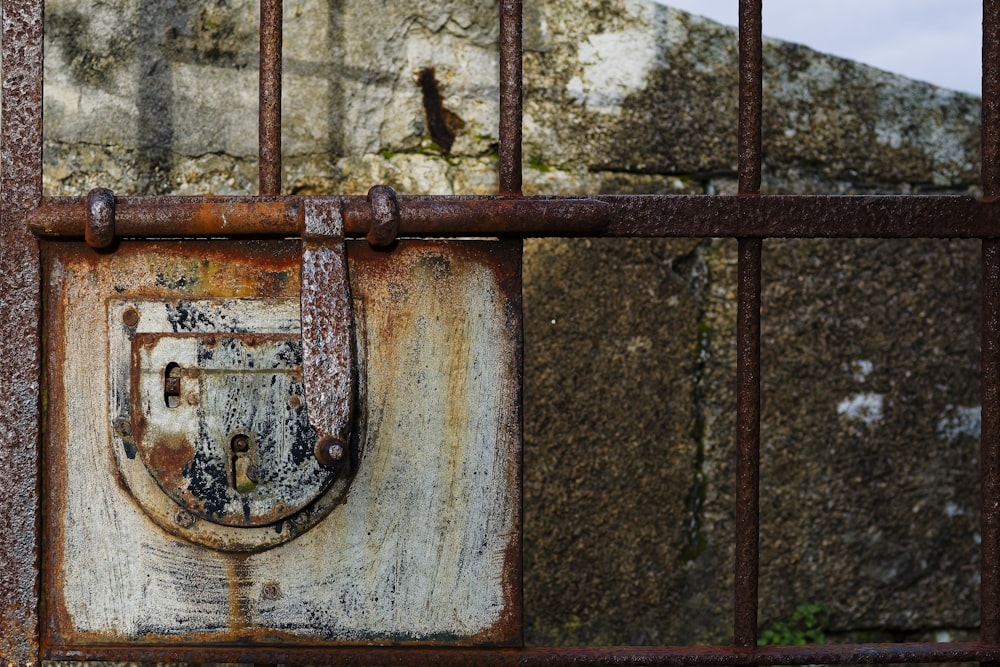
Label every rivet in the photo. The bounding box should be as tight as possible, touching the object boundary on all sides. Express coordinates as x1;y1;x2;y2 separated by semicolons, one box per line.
174;509;196;528
113;418;133;437
121;307;140;328
262;582;281;600
315;436;346;467
287;394;301;409
186;394;200;406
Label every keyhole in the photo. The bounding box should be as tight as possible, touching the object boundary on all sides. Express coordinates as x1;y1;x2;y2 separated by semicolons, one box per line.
231;434;258;494
164;362;181;408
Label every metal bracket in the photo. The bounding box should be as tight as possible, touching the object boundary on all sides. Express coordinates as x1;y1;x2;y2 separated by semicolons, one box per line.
300;198;355;467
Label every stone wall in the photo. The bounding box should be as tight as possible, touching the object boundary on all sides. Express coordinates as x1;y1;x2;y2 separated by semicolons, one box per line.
38;0;984;647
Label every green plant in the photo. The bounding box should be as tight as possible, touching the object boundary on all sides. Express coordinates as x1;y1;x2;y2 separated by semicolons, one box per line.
759;603;829;646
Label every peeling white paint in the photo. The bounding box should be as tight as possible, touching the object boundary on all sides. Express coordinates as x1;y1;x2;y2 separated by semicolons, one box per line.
837;392;883;424
937;404;981;443
47;241;520;645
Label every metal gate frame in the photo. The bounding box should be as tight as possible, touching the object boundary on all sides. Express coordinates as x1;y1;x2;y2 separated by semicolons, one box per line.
4;0;1000;664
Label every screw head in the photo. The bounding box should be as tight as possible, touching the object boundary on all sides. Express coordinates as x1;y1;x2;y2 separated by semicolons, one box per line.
121;307;140;328
113;418;133;437
262;581;281;600
174;509;196;528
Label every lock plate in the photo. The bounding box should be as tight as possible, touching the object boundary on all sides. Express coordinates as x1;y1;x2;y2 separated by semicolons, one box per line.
109;297;354;551
131;332;331;527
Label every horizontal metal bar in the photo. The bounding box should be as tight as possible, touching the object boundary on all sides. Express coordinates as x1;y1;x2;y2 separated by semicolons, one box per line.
596;194;1000;238
27;194;611;241
27;193;1000;241
44;641;1000;666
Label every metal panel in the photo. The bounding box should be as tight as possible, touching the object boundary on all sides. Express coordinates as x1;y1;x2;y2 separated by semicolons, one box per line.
41;239;522;651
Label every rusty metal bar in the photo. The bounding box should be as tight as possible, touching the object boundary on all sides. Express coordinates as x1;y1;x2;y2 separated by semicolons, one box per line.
0;0;44;663
26;194;1000;240
984;238;1000;650
259;0;283;195
498;0;523;196
734;237;761;647
985;0;1000;198
984;0;1000;654
42;641;1000;666
734;0;763;648
738;0;763;194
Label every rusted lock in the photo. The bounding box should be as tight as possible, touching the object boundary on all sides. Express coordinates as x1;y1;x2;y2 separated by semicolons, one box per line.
109;299;353;551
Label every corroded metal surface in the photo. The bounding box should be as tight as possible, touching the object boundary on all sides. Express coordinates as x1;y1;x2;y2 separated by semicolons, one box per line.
259;0;282;195
984;1;1000;650
41;640;1000;666
26;193;1000;240
365;185;400;247
42;239;522;650
734;0;763;648
498;0;522;196
0;0;44;664
130;332;335;527
301;198;355;462
85;188;115;249
27;193;611;239
107;299;353;553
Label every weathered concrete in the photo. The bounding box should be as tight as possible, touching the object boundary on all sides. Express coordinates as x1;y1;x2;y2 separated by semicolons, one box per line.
30;0;986;649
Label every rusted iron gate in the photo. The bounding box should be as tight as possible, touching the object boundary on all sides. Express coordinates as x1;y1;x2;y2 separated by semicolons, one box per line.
4;0;1000;664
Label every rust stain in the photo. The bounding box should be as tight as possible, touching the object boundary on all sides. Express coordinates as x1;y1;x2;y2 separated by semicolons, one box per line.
41;246;74;650
144;434;196;495
224;554;255;631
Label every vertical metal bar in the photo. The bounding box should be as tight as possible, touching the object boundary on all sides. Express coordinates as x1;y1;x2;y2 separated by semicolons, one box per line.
0;0;44;664
734;0;763;649
498;0;523;196
982;0;1000;652
738;0;763;194
259;0;283;195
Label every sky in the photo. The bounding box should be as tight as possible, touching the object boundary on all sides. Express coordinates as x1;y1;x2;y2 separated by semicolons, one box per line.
653;1;982;95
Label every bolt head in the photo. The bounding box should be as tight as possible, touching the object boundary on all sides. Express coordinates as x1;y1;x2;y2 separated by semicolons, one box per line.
122;307;140;328
315;436;346;467
174;509;196;528
113;418;133;437
262;582;281;600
